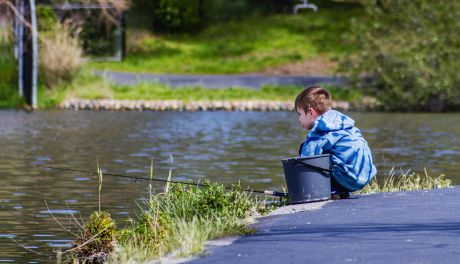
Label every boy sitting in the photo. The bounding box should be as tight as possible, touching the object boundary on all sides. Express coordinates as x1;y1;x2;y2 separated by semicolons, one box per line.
295;86;377;199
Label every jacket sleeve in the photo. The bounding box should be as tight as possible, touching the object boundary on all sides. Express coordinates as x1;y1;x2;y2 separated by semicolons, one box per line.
300;134;332;157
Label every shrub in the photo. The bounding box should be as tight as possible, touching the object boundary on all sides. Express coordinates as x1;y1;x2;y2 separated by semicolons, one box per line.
344;0;460;111
72;211;116;263
152;0;202;32
39;23;83;88
36;5;58;32
131;0;292;32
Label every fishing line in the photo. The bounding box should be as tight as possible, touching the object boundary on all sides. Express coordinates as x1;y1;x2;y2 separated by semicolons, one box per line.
39;165;288;198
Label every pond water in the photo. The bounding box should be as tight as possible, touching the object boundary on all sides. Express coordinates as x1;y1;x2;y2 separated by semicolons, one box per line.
1;110;459;262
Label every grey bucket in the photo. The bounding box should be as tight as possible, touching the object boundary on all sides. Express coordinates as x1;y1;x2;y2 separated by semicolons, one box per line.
281;154;331;204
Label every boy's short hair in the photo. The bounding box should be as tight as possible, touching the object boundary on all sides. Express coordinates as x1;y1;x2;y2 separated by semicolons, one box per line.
295;86;332;115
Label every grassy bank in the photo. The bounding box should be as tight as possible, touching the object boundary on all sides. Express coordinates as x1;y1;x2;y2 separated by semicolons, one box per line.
91;3;364;74
62;166;451;263
35;71;362;109
67;180;278;263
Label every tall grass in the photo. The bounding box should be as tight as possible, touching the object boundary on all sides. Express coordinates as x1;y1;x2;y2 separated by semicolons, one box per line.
112;180;261;262
39;23;83;88
357;168;452;194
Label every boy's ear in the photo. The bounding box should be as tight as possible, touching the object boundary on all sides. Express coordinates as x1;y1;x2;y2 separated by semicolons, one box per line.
308;107;318;117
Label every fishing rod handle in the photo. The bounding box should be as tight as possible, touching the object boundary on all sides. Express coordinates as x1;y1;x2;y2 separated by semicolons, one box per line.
264;190;288;197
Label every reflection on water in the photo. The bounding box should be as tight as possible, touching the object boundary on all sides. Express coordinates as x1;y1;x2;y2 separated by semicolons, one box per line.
1;110;459;262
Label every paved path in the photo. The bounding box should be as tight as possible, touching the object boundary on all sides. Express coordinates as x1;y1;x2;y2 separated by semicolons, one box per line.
188;187;460;264
97;70;347;89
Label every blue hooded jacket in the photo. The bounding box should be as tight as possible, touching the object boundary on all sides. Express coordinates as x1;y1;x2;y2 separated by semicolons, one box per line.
300;110;377;191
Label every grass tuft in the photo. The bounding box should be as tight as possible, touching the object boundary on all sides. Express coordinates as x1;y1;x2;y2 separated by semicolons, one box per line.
71;211;116;263
357;168;452;194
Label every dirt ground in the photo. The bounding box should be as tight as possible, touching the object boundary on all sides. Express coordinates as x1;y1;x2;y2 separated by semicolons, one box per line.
257;56;338;76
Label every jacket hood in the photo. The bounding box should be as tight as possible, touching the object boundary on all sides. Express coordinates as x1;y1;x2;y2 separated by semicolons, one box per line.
311;110;355;134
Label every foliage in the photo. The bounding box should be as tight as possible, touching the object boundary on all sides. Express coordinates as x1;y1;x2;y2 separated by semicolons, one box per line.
72;211;116;263
344;0;460;111
152;0;202;32
357;168;452;194
39;23;83;88
79;13;117;57
36;5;58;32
131;0;293;32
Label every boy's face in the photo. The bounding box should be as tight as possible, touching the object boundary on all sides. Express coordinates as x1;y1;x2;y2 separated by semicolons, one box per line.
296;107;318;130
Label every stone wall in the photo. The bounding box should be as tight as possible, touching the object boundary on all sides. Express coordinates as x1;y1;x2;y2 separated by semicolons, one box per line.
59;99;352;112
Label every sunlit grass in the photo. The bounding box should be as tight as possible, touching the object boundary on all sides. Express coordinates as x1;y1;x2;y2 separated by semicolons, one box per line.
35;69;362;108
91;5;364;74
110;181;265;262
357;168;452;195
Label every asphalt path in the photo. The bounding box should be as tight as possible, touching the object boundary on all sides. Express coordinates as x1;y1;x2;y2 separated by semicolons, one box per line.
188;187;460;264
97;70;347;89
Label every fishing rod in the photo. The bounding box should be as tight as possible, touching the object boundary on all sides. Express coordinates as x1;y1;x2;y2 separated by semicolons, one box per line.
39;165;288;198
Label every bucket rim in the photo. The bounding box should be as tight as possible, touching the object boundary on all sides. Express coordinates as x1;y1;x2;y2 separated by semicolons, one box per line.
281;154;330;162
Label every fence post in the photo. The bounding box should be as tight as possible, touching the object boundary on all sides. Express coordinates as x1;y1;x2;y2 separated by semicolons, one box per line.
21;0;38;109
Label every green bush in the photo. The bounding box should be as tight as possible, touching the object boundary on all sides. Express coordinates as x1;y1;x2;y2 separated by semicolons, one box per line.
80;13;117;56
36;5;57;32
152;0;202;32
344;0;460;111
72;211;116;263
131;0;292;32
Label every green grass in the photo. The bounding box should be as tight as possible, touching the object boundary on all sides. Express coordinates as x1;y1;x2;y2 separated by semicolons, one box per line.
67;180;274;263
357;168;452;195
0;83;24;109
109;82;361;102
91;3;364;74
111;181;268;261
35;70;362;108
0;45;24;109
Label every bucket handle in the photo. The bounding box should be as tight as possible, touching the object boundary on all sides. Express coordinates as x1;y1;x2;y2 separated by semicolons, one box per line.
293;160;332;174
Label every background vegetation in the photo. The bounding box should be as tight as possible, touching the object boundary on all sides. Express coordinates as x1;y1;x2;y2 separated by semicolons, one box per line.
345;0;460;111
3;0;460;111
94;0;363;73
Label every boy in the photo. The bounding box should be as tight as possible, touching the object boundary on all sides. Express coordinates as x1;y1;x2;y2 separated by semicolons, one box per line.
295;86;376;199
